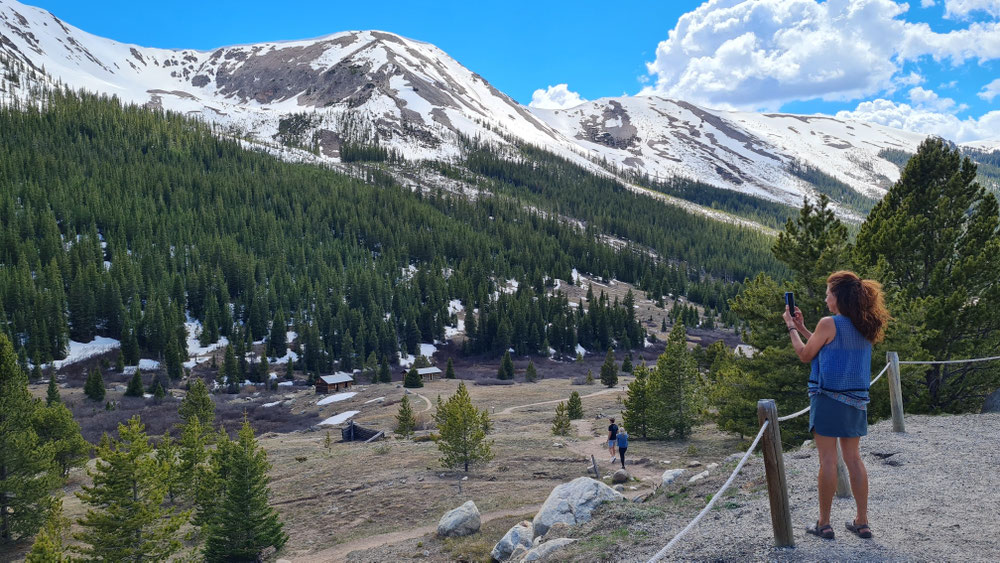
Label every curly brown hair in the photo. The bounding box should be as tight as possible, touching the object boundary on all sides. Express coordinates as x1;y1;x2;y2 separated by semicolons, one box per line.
828;270;890;344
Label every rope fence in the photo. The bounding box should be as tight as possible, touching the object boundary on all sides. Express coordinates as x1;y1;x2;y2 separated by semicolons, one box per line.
645;350;1000;560
647;420;770;563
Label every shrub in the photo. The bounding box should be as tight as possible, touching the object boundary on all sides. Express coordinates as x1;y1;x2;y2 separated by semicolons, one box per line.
474;378;515;386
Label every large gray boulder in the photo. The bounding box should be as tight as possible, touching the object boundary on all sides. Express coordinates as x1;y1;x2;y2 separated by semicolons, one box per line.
611;469;630;484
983;388;1000;413
491;520;533;561
532;477;623;538
519;538;577;561
661;468;685;486
436;500;481;538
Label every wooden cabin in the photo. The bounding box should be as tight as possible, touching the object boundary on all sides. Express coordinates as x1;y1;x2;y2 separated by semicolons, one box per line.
316;373;354;394
416;367;442;380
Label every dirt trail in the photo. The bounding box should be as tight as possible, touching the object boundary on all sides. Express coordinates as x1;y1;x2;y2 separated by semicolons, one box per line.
563;420;664;483
292;504;540;563
408;391;433;412
497;387;619;415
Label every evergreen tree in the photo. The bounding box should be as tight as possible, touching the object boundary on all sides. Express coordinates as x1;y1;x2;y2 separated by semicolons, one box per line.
84;368;105;402
115;351;125;372
177;416;209;504
585;370;594;385
46;374;61;405
0;334;58;544
179;378;215;428
156;432;181;504
121;320;140;366
165;336;183;381
403;366;423;388
647;323;699;439
220;344;238;386
124;369;144;397
551;402;572;436
525;360;537;383
600;348;619;387
285;360;294;381
498;350;514;380
856;138;1000;413
202;418;288;562
33;402;90;478
395;395;416;438
26;500;70;563
621;352;633;373
433;382;493;472
622;364;649;439
74;416;188;561
30;363;42;382
267;310;287;359
378;357;392;384
445;357;456;379
567;391;584;420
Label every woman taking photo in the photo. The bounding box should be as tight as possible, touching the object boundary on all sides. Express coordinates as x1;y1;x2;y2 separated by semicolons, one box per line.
784;271;890;541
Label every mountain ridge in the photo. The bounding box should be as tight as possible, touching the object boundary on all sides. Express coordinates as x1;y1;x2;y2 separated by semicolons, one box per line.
2;0;997;212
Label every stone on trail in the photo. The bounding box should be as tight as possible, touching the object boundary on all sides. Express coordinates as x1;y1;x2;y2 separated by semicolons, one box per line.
436;500;481;538
661;468;685;486
491;520;533;562
686;460;702;467
532;477;624;538
613;484;625;492
706;462;718;470
612;469;630;483
520;538;577;562
688;470;710;484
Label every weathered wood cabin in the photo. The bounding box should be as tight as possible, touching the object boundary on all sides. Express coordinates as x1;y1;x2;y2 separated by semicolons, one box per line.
401;366;443;381
316;373;354;394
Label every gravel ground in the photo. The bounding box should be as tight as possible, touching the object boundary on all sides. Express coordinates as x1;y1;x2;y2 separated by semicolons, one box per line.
626;413;1000;562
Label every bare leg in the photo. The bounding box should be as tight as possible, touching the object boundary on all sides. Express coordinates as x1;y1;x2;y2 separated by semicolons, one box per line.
814;433;839;527
839;436;869;525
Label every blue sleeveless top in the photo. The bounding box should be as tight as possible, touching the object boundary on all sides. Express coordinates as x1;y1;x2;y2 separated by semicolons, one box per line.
808;315;871;410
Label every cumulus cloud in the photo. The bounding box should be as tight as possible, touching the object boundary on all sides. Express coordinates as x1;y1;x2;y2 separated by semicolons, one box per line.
978;78;1000;101
837;99;1000;142
908;86;964;111
944;0;1000;19
922;0;937;6
641;0;1000;111
528;84;587;110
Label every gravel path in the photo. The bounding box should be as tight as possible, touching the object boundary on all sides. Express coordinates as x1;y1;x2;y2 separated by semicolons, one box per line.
628;413;1000;561
496;387;619;415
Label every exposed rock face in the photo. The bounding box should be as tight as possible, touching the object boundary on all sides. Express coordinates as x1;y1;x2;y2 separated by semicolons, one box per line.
436;500;480;538
612;469;630;484
491;520;533;561
532;477;623;538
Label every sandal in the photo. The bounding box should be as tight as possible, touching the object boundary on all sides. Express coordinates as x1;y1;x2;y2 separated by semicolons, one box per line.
806;522;835;540
846;520;873;539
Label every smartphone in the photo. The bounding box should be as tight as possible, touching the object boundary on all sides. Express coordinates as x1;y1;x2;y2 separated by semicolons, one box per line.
784;292;795;315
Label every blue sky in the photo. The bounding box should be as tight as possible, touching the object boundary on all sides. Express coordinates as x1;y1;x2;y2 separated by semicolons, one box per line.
26;0;1000;142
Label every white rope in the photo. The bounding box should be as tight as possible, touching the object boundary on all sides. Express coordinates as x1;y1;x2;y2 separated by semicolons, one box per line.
777;406;809;423
899;354;1000;365
647;419;770;563
776;362;891;423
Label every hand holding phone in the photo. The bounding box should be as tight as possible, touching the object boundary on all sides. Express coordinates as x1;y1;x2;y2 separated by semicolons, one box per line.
784;292;796;315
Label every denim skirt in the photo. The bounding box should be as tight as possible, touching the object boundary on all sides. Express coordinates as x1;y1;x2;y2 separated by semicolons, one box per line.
809;393;868;437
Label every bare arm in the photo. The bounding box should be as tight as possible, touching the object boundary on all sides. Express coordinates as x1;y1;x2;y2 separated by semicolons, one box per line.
783;307;835;363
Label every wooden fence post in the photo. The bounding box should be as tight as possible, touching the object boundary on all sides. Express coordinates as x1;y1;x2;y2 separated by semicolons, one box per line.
835;442;852;498
886;352;905;433
757;399;794;547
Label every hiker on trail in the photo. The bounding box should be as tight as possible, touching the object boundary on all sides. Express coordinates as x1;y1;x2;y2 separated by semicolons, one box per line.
784;271;889;541
616;426;629;469
608;417;619;463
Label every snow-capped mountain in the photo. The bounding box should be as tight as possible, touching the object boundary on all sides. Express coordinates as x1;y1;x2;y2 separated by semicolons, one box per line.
0;0;987;210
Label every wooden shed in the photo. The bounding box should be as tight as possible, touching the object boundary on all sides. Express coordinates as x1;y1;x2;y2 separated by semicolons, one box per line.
316;373;354;394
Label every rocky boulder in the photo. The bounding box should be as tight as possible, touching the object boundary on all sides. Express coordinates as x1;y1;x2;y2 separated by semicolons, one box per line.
436;500;480;538
983;388;1000;414
612;469;630;484
661;468;685;486
532;477;623;538
520;538;577;561
491;520;533;561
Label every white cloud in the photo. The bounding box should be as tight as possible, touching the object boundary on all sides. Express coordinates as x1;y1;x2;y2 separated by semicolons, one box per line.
908;86;962;111
899;71;926;86
641;0;1000;110
837;99;1000;142
529;84;587;110
944;0;1000;19
978;78;1000;101
922;0;937;7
